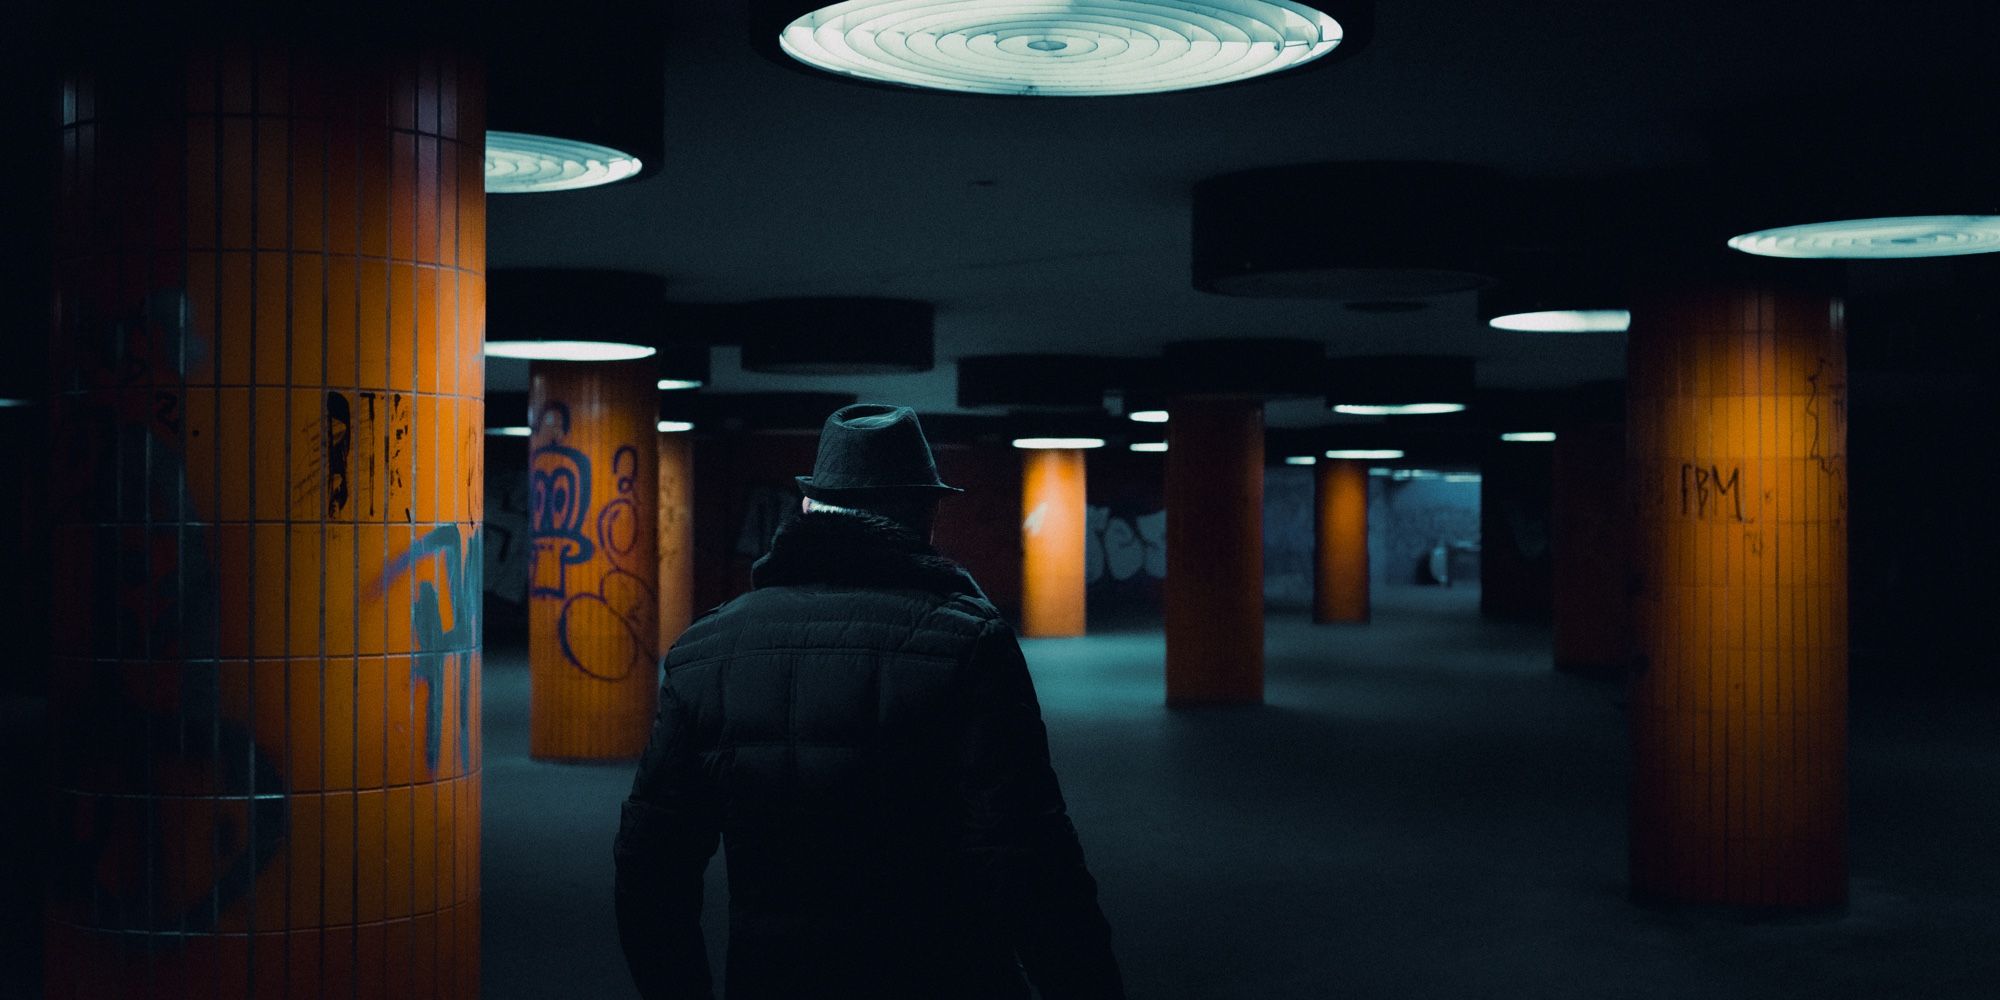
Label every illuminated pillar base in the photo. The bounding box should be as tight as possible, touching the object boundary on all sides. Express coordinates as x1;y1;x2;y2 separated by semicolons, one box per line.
1021;448;1087;638
1627;280;1848;909
1313;459;1369;624
1165;397;1263;705
527;359;659;762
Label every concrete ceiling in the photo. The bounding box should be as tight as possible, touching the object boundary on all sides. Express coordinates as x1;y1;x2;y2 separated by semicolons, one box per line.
483;0;1996;425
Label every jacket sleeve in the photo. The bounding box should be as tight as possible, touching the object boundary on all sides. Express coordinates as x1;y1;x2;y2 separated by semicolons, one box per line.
957;619;1125;999
614;663;721;1000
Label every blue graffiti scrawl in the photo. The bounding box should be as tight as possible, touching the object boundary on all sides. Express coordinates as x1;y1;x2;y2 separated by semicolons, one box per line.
379;525;482;774
556;443;657;681
529;401;594;598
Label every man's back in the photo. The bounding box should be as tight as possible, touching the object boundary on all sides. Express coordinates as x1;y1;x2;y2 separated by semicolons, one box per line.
615;510;1122;1000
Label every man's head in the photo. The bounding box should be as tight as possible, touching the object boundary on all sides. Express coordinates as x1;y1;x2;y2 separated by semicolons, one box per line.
796;403;960;537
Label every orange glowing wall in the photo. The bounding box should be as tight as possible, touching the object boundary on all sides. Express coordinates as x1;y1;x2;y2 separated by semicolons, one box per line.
656;431;695;657
526;360;658;761
1551;422;1630;674
45;42;485;996
1313;459;1370;624
1165;398;1264;705
1021;448;1087;638
1627;282;1848;909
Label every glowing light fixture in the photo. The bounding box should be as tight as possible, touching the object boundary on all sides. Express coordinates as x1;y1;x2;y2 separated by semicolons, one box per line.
1443;473;1482;483
1728;215;2000;259
1391;468;1441;480
1501;431;1557;443
1367;467;1391;476
1285;455;1317;466
1325;448;1403;460
1332;403;1465;416
486;426;533;438
484;340;657;362
1130;441;1168;453
1128;410;1170;424
1013;437;1106;450
771;0;1361;97
485;131;643;194
0;398;35;408
1489;310;1631;333
658;378;704;391
657;420;696;433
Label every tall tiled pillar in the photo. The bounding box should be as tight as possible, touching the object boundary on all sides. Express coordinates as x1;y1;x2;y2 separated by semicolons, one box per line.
1020;448;1087;638
1313;459;1370;624
656;430;694;657
1627;281;1848;909
46;39;485;997
1165;397;1264;705
527;359;658;760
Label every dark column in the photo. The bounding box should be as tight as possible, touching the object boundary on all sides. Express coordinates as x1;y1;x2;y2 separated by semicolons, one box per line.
1164;397;1264;705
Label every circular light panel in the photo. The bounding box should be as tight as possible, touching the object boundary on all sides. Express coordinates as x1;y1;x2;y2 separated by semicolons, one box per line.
1727;215;2000;259
1332;403;1465;416
0;398;37;408
1284;455;1317;466
1128;410;1170;423
1489;310;1631;333
1325;448;1403;460
779;0;1348;96
1012;437;1107;450
657;420;696;433
486;426;533;437
485;340;658;362
486;131;644;194
657;378;705;391
1130;441;1168;452
1500;431;1557;443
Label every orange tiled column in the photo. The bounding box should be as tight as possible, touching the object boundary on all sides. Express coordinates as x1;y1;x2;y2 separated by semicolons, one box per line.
656;430;695;657
45;41;484;997
1627;281;1848;909
1552;422;1629;674
527;360;659;760
1021;448;1087;638
1165;398;1264;704
1313;459;1370;623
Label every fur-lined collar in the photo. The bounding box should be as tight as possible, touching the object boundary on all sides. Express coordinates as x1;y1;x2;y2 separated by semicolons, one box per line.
752;510;986;601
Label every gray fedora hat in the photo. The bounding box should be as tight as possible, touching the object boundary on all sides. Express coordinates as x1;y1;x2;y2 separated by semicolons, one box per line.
796;403;963;499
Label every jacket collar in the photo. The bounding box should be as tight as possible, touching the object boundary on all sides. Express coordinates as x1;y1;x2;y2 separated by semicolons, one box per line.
751;510;987;601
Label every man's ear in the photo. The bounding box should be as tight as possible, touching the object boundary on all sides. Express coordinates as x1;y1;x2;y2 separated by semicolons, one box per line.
800;497;812;515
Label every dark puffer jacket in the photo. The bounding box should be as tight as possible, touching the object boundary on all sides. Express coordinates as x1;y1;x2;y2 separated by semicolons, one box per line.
614;510;1122;1000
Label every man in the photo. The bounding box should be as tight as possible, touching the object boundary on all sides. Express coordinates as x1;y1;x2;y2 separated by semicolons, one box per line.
615;403;1123;999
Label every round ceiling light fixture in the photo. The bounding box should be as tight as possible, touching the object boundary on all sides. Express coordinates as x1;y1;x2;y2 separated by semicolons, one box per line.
658;378;704;391
1332;403;1465;416
1284;455;1317;465
1324;355;1475;418
762;0;1371;97
1727;215;2000;259
485;131;644;194
1130;441;1168;453
486;425;533;437
1013;437;1107;450
1500;431;1557;443
487;269;675;364
1325;448;1403;460
1128;409;1170;423
1488;310;1631;333
484;339;656;362
657;420;696;433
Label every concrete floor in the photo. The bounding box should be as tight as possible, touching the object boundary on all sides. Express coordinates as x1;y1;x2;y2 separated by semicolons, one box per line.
482;586;2000;999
